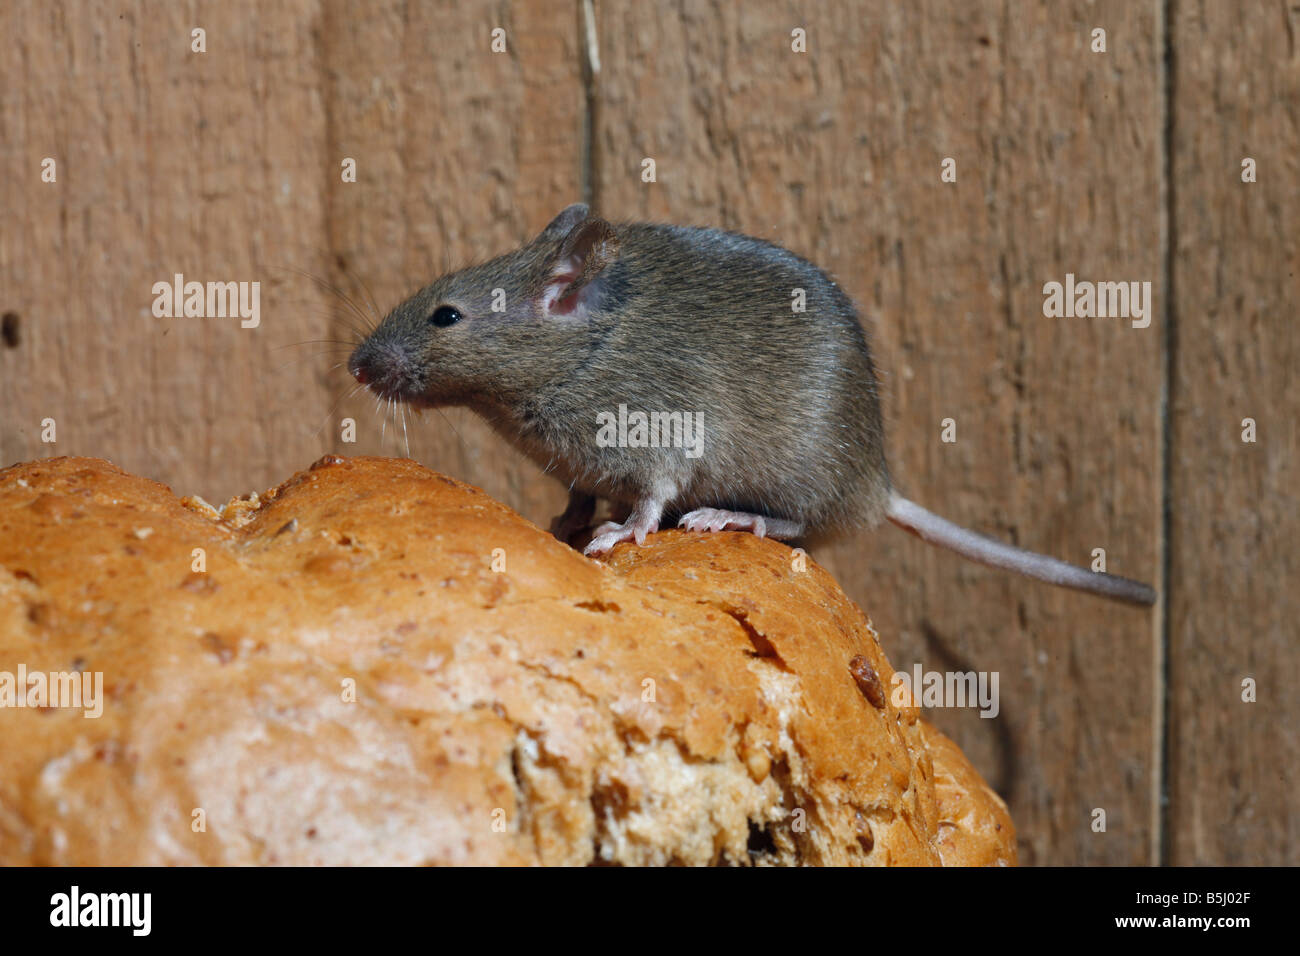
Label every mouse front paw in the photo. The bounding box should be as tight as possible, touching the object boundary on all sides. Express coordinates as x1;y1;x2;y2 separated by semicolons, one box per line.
583;515;660;557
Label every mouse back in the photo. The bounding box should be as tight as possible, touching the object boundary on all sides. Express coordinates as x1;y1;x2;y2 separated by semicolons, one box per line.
350;204;893;531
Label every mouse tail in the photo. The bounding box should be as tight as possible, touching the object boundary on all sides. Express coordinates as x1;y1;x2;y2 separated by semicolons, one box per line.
885;492;1156;606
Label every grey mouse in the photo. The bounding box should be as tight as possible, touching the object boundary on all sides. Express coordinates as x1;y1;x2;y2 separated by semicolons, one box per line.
347;203;1155;606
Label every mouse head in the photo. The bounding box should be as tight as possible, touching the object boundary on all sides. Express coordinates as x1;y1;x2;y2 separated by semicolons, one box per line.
348;203;620;408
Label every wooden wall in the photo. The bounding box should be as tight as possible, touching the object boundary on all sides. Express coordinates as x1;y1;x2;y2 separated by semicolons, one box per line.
1;0;1295;865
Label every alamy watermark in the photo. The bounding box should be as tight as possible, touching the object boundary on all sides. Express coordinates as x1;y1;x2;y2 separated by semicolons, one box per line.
1042;273;1152;328
892;664;1000;719
50;886;150;935
0;664;103;718
595;404;704;458
152;273;260;328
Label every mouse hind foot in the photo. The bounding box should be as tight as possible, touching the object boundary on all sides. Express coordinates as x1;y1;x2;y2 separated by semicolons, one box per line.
677;508;803;540
583;500;664;557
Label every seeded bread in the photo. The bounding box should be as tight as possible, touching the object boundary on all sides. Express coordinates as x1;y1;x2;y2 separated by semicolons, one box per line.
0;455;1015;865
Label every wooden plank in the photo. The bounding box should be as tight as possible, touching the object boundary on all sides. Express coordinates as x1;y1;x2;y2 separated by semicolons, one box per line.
0;0;332;502
0;0;584;530
319;0;584;527
1167;0;1300;865
592;0;1164;864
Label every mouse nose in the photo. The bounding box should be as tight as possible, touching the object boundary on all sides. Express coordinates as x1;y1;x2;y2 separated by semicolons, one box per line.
349;341;411;397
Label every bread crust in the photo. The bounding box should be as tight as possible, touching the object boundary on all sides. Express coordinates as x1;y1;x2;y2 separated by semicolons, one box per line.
0;455;1014;865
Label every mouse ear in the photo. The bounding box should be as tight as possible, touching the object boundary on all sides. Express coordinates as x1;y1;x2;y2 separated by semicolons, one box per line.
537;203;590;242
537;218;620;317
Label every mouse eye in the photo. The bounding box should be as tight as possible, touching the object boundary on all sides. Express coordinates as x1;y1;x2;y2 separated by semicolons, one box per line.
430;305;462;328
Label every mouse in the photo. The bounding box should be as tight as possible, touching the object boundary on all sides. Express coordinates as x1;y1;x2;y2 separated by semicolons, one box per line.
347;203;1156;606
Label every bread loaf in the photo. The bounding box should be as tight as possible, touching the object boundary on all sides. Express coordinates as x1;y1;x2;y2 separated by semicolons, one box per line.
0;455;1015;865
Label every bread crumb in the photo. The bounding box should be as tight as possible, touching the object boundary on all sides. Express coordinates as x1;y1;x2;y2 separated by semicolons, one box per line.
180;495;221;520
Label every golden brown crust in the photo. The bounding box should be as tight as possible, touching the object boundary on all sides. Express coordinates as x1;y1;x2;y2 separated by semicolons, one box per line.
919;721;1017;866
0;455;1015;865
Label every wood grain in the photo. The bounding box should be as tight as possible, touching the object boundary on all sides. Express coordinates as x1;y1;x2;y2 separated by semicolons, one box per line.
1167;0;1300;865
0;0;333;502
0;0;583;520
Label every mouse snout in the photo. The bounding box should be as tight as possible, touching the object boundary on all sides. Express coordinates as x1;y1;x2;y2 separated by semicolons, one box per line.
348;340;416;398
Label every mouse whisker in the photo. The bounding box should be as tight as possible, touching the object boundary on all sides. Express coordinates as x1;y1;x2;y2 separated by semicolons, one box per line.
400;401;410;458
270;349;354;376
315;313;372;345
270;338;361;352
429;405;468;455
351;271;386;325
275;265;379;335
294;313;370;349
313;382;366;442
379;396;390;447
282;299;373;351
